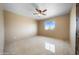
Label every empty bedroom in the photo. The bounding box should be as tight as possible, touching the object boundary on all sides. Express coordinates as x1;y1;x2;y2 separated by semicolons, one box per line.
0;3;76;55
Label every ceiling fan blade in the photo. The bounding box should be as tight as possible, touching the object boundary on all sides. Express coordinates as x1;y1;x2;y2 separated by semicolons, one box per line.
42;9;47;12
35;8;39;12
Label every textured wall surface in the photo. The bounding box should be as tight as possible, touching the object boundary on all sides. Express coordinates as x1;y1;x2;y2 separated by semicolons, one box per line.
0;4;4;54
37;14;70;42
4;11;37;51
70;4;76;54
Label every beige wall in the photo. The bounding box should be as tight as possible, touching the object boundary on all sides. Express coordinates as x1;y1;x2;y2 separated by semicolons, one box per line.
4;11;37;44
70;4;76;54
0;4;4;54
37;14;70;42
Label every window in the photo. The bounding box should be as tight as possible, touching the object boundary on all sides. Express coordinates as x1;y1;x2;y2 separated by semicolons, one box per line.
44;20;56;30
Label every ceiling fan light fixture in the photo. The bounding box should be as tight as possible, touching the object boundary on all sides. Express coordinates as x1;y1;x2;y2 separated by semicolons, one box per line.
33;8;47;16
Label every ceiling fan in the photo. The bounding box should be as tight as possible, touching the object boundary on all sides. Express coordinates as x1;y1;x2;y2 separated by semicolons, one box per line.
33;8;47;15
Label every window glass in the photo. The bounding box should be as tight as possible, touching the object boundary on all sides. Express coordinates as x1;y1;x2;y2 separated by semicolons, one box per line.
44;20;56;30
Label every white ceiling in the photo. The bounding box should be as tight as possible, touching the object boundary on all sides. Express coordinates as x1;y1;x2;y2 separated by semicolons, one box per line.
4;3;73;20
